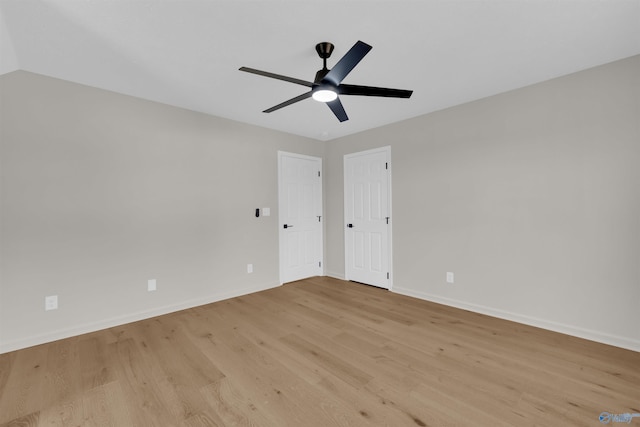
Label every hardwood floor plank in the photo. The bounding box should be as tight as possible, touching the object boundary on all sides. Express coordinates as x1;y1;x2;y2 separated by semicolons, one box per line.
193;302;379;427
0;345;47;423
279;333;373;389
38;340;84;427
0;353;14;406
81;381;134;427
105;338;174;426
181;411;221;427
129;317;225;425
78;336;114;391
198;378;266;427
200;327;345;426
187;304;328;387
1;277;638;426
410;381;512;427
0;411;40;427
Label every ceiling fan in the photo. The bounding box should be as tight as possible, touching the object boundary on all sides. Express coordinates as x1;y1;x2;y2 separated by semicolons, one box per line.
239;40;413;122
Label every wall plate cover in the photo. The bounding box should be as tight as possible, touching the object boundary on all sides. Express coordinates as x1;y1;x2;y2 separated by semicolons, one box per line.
45;295;58;311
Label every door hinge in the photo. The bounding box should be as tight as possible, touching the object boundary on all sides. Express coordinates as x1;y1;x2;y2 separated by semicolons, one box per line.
319;261;322;268
318;171;321;177
387;272;390;279
385;162;388;170
386;217;389;224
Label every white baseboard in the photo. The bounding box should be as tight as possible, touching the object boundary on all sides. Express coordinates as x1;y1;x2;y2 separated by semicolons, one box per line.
325;271;346;280
0;281;280;354
7;282;636;354
393;286;640;353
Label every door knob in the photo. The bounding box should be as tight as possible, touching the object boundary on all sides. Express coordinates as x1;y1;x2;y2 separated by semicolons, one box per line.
284;224;294;229
347;224;354;228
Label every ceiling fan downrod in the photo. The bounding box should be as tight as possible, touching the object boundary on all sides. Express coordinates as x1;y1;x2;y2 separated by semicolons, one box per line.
315;42;334;82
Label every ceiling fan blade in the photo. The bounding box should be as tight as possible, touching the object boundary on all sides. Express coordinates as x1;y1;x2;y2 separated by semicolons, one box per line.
239;67;313;87
323;41;372;86
339;84;413;98
326;97;349;122
263;91;313;113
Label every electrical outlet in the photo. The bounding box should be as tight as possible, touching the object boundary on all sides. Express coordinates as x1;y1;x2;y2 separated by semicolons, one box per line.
45;295;58;311
148;279;157;292
247;264;253;274
446;272;454;284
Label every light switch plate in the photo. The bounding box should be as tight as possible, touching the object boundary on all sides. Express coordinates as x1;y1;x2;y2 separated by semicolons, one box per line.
262;208;270;217
148;279;157;291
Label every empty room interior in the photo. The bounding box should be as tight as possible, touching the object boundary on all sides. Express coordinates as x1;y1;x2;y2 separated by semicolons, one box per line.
1;1;639;426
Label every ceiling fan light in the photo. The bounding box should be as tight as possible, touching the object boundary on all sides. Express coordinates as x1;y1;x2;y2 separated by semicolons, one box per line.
312;89;338;103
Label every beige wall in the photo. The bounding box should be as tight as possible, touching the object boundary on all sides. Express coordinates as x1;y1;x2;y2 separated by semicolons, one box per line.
0;71;322;352
326;55;640;351
2;55;639;353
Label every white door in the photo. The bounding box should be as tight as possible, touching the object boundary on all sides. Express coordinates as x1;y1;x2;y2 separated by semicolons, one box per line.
344;147;392;289
278;151;323;284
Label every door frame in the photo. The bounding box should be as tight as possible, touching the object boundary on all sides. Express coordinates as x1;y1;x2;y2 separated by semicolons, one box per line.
278;151;324;284
344;146;393;289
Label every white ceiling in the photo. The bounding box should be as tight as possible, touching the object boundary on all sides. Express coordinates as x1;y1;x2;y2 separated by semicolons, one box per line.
1;1;639;141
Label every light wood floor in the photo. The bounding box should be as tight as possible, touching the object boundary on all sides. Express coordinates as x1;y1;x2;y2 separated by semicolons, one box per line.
1;277;638;426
